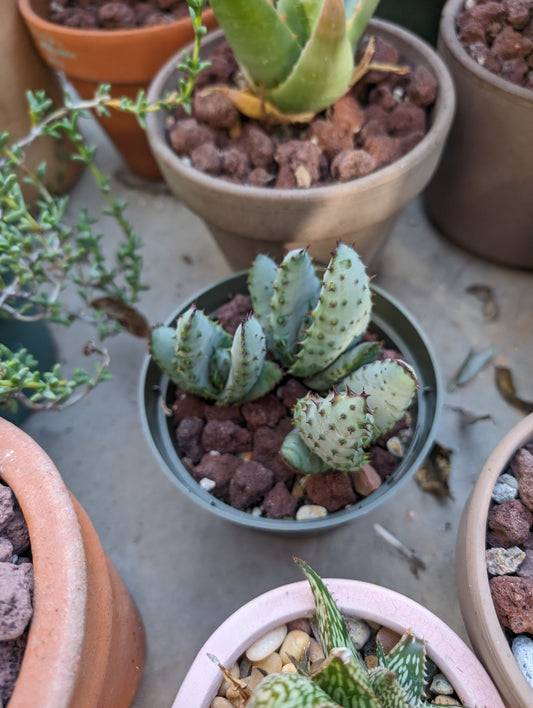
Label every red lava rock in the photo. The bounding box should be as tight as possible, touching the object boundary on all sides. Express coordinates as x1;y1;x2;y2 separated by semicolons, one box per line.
457;16;488;44
305;471;357;512
242;395;287;432
172;391;206;422
492;24;533;58
274;164;297;189
517;548;533;577
0;631;27;705
307;120;354;161
399;130;425;155
241;123;275;169
490;575;533;633
222;147;251;180
0;509;29;556
0;563;33;641
168;118;215;157
248;167;274;187
406;65;439;107
362;134;403;167
201;419;252;454
505;0;533;30
487;498;533;547
359;118;388;141
98;2;137;28
195;42;240;90
274;140;326;185
0;488;14;528
368;83;397;110
229;461;274;509
262;482;299;519
192;452;241;498
358;36;401;84
190;142;222;175
252;419;295;486
204;404;243;424
387;102;427;136
330;149;377;181
511;448;533;512
331;94;366;134
193;91;241;130
369;446;398;480
0;539;13;564
500;56;529;83
287;617;312;634
352;463;382;497
277;378;310;410
215;293;253;335
176;417;205;464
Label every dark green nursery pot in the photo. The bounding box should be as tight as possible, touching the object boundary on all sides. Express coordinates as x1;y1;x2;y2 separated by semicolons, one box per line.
375;0;446;45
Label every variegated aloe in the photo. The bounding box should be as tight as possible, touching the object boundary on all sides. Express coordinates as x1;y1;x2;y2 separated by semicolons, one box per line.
206;0;383;121
150;308;282;404
222;558;458;707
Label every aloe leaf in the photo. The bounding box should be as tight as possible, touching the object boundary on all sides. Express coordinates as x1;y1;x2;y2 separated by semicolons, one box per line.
290;243;372;379
209;0;301;88
240;360;283;403
270;248;321;368
368;666;411;708
248;252;277;350
149;325;182;386
247;672;340;707
346;0;381;51
218;316;266;404
276;0;325;46
267;0;355;114
281;428;331;475
311;648;382;707
377;630;426;704
303;340;382;392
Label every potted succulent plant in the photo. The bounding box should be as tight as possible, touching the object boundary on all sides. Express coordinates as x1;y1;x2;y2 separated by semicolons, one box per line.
0;417;146;707
17;0;217;180
424;0;533;269
140;243;442;533
145;0;456;270
174;558;505;707
455;413;533;708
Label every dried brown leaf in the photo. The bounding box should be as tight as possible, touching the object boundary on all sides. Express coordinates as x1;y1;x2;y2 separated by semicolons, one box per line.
91;297;150;338
466;283;499;321
495;366;533;415
414;442;453;499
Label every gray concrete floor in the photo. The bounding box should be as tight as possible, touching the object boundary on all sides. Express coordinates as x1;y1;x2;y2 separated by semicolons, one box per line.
21;114;533;707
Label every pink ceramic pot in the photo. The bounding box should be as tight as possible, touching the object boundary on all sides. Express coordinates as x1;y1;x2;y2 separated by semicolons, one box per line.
456;413;533;708
173;578;504;707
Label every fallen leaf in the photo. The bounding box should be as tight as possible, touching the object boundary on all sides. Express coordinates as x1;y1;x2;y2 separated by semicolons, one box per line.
495;366;533;415
447;346;494;392
90;297;151;338
448;405;493;427
414;442;453;499
466;283;499;321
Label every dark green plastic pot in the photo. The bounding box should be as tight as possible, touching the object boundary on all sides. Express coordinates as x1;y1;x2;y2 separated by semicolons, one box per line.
376;0;446;46
139;272;442;534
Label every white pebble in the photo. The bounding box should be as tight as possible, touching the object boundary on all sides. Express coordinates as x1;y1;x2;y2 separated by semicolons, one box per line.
386;437;404;458
430;673;454;695
246;625;287;662
296;505;328;521
345;618;371;650
199;477;216;492
492;473;519;503
512;636;533;687
279;630;310;663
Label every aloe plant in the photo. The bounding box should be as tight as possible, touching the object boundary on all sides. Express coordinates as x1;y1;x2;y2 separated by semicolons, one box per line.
281;359;418;475
224;558;460;707
207;0;381;119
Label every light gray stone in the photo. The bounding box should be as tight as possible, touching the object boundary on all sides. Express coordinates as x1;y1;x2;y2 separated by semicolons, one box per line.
492;473;519;503
486;546;526;575
430;673;454;695
345;618;371;650
512;635;533;688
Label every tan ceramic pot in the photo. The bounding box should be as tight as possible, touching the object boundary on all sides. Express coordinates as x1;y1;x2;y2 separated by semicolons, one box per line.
1;0;82;202
174;578;504;707
0;418;146;707
424;0;533;269
455;413;533;708
18;0;217;180
146;21;455;270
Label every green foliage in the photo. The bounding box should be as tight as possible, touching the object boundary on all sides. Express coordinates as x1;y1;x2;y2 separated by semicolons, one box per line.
0;1;209;412
208;0;381;115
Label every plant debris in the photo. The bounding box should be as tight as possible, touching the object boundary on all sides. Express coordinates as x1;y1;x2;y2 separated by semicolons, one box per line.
465;283;499;321
495;366;533;415
447;346;495;392
414;442;453;500
374;523;426;577
447;405;493;428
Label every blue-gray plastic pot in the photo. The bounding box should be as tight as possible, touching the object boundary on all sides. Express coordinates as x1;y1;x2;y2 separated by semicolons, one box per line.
139;272;442;534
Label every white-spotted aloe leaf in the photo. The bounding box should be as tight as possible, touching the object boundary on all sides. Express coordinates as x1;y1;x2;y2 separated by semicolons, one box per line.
247;672;340;708
281;428;331;475
368;667;413;708
218;316;267;404
240;360;283;403
311;647;383;707
376;630;427;705
248;253;277;350
302;339;382;392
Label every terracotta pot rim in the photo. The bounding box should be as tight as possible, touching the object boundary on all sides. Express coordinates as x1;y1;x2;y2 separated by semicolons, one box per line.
18;0;206;40
457;413;533;701
441;0;533;104
146;19;456;201
173;577;504;708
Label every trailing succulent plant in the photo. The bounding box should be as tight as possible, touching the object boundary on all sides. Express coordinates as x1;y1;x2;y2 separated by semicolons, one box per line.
206;0;384;120
216;558;457;708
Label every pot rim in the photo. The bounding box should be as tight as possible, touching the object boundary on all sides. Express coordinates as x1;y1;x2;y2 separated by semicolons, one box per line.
173;577;504;708
17;0;212;40
440;0;533;104
139;271;443;534
145;18;456;201
456;413;533;704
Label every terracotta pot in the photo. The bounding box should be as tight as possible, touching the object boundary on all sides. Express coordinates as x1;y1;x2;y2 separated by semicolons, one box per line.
173;577;504;707
140;271;442;534
0;418;146;707
1;0;83;202
424;0;533;269
145;21;455;270
456;413;533;708
17;0;217;180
